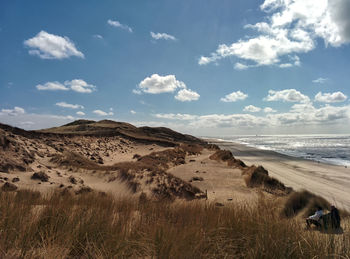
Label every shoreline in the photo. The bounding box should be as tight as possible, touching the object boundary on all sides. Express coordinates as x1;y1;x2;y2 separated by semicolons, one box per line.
207;139;350;211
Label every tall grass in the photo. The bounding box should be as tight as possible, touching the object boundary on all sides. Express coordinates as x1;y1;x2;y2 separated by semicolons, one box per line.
0;190;349;258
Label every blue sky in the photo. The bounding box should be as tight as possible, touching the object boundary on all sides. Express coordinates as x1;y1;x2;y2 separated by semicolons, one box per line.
1;0;350;135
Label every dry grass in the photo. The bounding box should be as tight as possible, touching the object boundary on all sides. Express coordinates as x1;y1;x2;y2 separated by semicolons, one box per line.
0;189;349;258
209;150;247;168
283;190;331;218
242;166;291;195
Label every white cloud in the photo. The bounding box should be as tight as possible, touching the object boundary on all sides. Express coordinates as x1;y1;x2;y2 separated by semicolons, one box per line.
279;55;300;68
270;104;350;125
93;34;103;39
65;79;96;93
315;91;347;103
199;0;350;68
136;74;186;94
279;63;293;68
36;81;69;91
198;56;218;65
20;121;35;126
24;31;84;59
263;107;277;113
130;110;136;114
234;62;249;70
150;32;177;41
265;89;310;103
0;106;25;116
132;89;142;95
93;110;114;116
312;77;329;84
150;103;350;131
56;102;84;109
154;113;198;120
76;111;85;116
107;19;133;33
220;91;248;102
36;79;96;93
175;89;200;102
243;105;261;112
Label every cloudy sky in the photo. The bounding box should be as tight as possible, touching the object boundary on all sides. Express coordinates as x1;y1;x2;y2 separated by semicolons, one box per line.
1;0;350;136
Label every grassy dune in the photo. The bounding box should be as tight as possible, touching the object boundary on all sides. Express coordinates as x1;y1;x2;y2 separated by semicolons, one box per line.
0;190;349;258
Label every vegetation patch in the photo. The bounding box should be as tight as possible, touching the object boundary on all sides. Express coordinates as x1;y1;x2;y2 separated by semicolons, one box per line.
209;149;247;168
31;171;49;182
283;190;331;218
243;165;290;195
0;190;348;258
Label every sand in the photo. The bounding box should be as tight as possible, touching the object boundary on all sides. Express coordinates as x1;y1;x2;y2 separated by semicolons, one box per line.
209;140;350;211
167;148;262;205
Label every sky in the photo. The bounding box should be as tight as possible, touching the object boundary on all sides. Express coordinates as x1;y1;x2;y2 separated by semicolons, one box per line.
1;0;350;136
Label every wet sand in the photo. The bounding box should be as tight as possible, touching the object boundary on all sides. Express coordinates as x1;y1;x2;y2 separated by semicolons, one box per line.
209;140;350;211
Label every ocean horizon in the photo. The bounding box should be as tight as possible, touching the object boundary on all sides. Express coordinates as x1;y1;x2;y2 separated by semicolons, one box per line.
205;134;350;167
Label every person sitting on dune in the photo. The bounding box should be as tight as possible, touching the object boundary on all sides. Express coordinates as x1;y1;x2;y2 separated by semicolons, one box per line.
306;206;323;228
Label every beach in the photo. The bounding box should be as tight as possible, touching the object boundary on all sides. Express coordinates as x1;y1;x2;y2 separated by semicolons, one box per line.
209;140;350;211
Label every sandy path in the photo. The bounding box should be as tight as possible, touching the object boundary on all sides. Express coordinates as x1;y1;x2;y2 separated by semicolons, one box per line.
211;141;350;211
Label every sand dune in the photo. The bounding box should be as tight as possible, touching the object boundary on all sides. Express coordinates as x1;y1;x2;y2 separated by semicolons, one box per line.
0;120;287;207
2;119;348;220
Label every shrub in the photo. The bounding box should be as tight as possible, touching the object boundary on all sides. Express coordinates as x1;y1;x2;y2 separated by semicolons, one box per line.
209;150;233;161
243;166;287;194
283;190;331;218
31;171;49;182
1;182;17;192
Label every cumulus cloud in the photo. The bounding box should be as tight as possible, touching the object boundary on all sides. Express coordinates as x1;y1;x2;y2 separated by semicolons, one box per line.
36;81;69;91
24;31;84;59
312;77;329;84
243;105;261;112
135;74;199;101
36;79;96;93
198;56;217;65
263;107;277;113
76;111;85;116
0;106;25;116
107;19;133;33
93;110;114;116
220;91;248;102
55;102;84;109
265;89;310;103
136;74;186;94
175;89;200;102
199;0;350;68
64;79;96;93
315;91;347;103
130;110;136;114
150;32;177;41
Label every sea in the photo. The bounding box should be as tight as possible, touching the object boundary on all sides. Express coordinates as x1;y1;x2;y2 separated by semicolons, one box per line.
210;135;350;167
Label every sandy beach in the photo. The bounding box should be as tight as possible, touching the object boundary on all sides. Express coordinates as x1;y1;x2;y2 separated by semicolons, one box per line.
208;139;350;211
